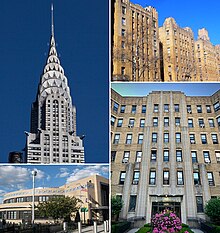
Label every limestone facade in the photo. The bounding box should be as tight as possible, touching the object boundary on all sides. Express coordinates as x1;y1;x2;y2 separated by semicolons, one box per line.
111;89;220;226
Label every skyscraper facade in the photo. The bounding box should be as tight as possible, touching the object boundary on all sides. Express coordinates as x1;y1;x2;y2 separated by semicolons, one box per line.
25;6;84;164
111;88;220;227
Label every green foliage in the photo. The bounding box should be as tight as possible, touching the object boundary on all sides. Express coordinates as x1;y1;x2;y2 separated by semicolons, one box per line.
205;197;220;224
212;226;220;233
111;222;131;233
182;223;189;228
111;196;123;221
36;196;82;222
144;223;151;227
135;226;151;233
179;227;194;233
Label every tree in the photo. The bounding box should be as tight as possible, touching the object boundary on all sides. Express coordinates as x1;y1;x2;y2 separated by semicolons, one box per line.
205;197;220;224
36;196;82;222
111;196;123;222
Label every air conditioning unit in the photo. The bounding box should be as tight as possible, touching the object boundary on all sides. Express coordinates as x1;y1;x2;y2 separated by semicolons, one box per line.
122;159;128;163
133;181;139;185
205;159;210;163
188;110;192;114
200;124;205;128
191;140;195;144
128;124;133;128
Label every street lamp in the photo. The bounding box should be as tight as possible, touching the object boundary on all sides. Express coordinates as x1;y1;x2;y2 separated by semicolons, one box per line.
32;170;37;224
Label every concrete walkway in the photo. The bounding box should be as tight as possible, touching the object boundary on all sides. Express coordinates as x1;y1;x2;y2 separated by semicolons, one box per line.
58;224;106;233
191;229;205;233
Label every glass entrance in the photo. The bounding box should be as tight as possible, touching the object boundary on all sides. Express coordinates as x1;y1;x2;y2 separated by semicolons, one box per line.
152;202;181;219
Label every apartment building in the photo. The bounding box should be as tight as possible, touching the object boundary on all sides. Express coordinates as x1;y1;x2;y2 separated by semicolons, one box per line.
111;88;220;227
159;18;196;81
112;0;160;81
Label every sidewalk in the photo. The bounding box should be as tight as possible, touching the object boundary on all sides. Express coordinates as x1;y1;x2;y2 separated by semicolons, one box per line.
58;224;106;233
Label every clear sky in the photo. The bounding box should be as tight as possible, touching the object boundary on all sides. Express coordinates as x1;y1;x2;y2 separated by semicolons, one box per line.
111;83;220;97
0;164;109;203
0;0;109;163
132;0;220;45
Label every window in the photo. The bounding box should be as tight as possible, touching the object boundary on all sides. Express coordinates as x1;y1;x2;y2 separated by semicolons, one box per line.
163;150;169;162
136;151;142;162
121;41;125;49
131;105;137;114
151;150;157;161
194;172;200;185
164;117;169;127
119;172;126;184
121;67;125;75
174;104;180;112
140;119;145;128
176;133;181;143
175;117;180;126
113;102;119;112
201;134;207;144
214;102;220;112
190;134;196;144
154;104;159;112
152;133;157;143
164;104;169;112
120;105;126;113
121;29;126;37
163;171;170;185
196;196;204;212
191;151;198;163
197;105;202;113
128;195;137;212
211;134;218;144
138;134;144;144
117;119;123;127
203;151;211;163
198;119;205;128
153;117;158;127
111;151;116;162
113;134;120;144
217;116;220;126
133;171;140;185
207;172;215;186
188;119;194;128
122;151;130;163
177;171;184;185
164;133;169;143
126;134;132;144
208;119;215;127
111;116;116;126
128;119;135;127
176;150;182;162
122;6;126;14
206;105;211;113
215;151;220;163
149;170;156;185
122;17;126;25
187;105;192;113
142;105;146;113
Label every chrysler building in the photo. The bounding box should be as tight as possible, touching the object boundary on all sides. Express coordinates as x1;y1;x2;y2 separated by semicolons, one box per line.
25;5;85;163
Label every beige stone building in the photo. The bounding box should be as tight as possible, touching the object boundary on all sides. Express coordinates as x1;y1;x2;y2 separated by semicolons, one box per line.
112;0;160;81
159;18;196;81
0;175;109;224
195;29;220;81
111;88;220;227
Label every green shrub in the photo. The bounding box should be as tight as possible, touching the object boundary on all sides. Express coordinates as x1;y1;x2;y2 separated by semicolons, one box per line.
144;223;151;227
212;226;220;233
135;226;151;233
111;221;131;233
205;197;220;225
179;227;194;233
182;223;189;228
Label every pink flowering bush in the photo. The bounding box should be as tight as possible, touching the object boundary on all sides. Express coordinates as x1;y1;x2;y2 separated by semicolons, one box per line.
151;209;182;233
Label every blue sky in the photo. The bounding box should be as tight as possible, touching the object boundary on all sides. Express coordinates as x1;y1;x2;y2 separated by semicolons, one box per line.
0;0;109;163
111;83;220;97
0;164;109;203
132;0;220;45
